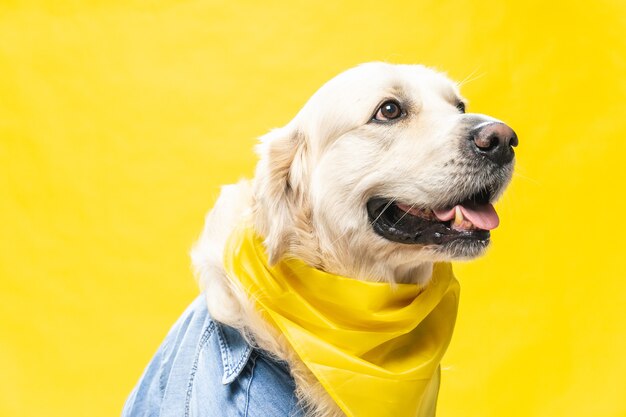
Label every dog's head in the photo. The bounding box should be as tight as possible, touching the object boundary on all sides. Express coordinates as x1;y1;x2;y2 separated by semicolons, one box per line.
253;62;516;283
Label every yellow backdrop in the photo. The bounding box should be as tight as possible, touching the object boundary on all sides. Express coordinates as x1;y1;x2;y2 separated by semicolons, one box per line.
2;1;625;416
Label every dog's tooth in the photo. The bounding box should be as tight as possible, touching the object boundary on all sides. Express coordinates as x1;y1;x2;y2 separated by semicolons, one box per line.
453;206;464;226
461;219;474;229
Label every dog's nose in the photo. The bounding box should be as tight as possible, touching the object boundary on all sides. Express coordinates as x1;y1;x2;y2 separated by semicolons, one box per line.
470;122;518;165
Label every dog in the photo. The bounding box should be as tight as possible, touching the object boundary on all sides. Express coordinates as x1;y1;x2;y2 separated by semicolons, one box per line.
123;62;517;417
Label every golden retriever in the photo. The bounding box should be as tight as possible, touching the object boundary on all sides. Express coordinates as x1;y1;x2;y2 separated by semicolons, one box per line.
190;62;517;417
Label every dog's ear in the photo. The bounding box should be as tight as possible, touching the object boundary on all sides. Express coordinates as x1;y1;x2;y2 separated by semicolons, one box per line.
252;125;309;264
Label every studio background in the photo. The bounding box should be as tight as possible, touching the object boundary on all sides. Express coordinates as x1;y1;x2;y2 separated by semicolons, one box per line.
1;1;625;416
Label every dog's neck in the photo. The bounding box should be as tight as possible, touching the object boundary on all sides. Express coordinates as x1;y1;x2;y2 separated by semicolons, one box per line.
308;251;435;285
392;261;434;285
252;222;435;286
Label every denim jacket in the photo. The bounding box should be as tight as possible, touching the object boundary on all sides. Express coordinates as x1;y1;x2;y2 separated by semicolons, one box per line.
122;294;305;417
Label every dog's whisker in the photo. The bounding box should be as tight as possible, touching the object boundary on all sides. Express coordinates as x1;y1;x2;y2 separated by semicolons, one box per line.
326;198;400;249
457;67;485;87
392;202;417;227
329;198;398;248
512;171;541;185
369;197;397;228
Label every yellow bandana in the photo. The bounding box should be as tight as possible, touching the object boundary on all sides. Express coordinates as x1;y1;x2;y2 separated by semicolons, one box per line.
223;223;460;417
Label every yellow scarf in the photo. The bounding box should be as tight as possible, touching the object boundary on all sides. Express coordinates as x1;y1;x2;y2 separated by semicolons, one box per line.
223;223;460;417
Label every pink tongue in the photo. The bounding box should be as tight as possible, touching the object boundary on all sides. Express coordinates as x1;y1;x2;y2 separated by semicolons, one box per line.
433;204;500;230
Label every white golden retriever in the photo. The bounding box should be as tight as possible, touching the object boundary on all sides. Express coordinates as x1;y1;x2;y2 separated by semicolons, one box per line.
191;62;517;416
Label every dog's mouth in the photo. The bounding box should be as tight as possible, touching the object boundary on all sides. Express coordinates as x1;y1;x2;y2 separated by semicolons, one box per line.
366;188;498;249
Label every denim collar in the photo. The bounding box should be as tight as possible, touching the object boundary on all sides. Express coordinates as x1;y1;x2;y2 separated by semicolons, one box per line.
215;321;254;384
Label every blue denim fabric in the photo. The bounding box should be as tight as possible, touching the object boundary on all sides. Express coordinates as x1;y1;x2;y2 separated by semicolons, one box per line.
122;294;305;417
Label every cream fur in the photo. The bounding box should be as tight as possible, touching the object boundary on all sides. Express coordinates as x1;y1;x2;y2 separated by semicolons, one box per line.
191;62;514;417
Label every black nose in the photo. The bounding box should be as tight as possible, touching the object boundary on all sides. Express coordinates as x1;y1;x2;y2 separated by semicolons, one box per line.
469;122;518;165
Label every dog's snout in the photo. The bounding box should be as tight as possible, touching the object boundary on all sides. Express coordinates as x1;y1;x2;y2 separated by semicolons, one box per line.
469;122;518;165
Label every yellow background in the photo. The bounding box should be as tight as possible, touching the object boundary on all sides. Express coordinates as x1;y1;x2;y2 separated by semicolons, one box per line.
1;1;625;416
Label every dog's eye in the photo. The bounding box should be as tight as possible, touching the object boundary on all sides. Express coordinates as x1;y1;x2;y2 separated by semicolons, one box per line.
374;100;403;121
456;101;466;114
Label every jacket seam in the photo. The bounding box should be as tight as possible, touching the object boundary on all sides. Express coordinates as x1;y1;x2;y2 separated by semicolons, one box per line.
184;321;216;417
217;322;254;384
230;344;252;381
216;323;233;378
243;353;257;417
